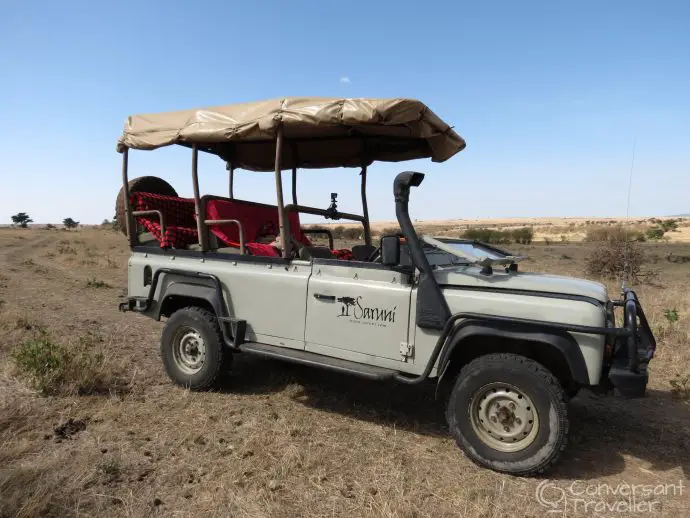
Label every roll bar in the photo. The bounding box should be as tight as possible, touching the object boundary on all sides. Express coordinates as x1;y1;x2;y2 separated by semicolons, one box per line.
119;131;373;255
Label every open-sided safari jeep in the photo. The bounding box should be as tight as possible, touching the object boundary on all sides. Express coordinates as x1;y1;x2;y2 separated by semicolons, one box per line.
116;98;655;475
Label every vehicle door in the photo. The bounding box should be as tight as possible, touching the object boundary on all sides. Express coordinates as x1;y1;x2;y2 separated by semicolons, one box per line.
304;259;413;362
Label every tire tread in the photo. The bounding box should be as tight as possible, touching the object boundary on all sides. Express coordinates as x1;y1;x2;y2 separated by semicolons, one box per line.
446;352;569;476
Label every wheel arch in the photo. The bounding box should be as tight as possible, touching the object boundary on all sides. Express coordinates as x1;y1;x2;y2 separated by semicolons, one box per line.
157;279;221;320
436;323;589;397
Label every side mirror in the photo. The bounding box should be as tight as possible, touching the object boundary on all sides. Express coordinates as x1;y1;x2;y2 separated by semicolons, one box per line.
381;235;401;266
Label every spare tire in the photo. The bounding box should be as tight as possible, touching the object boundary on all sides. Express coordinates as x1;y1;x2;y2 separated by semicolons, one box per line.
115;176;178;235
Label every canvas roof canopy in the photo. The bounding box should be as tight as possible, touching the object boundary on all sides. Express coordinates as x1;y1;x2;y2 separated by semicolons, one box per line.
117;97;466;171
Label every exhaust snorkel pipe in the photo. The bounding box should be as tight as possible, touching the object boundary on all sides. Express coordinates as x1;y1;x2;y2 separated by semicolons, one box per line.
394;172;451;329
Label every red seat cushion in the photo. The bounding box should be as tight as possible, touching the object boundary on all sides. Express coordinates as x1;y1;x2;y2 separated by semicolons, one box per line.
130;192;198;248
332;248;354;260
205;198;312;249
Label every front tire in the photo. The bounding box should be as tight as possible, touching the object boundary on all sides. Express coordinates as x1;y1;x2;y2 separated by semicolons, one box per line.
446;353;569;476
161;307;228;390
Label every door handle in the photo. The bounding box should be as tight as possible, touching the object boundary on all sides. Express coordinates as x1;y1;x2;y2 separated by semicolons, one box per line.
313;293;336;302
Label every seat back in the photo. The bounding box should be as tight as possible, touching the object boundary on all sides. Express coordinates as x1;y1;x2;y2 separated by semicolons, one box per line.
130;192;198;248
202;196;312;249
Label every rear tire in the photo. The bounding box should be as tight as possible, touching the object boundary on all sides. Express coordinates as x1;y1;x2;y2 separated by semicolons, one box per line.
446;353;568;476
160;307;229;390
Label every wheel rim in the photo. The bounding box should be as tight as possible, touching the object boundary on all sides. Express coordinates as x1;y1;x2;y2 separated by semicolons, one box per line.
172;326;206;375
469;382;539;452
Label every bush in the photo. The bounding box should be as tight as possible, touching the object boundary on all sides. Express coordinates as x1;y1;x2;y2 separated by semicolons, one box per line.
646;227;665;240
330;226;346;239
660;219;678;232
341;227;361;240
585;224;645;243
669;375;690;400
461;228;512;244
664;308;679;323
381;226;402;236
11;336;121;395
585;239;647;282
86;278;111;289
511;227;534;244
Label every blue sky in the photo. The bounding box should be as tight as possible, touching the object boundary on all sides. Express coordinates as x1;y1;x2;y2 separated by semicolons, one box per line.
1;0;688;224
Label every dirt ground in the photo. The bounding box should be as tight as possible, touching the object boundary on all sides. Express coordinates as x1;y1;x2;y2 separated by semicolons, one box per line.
1;227;688;517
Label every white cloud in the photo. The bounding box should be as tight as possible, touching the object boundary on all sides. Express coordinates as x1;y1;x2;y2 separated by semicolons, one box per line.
339;76;351;84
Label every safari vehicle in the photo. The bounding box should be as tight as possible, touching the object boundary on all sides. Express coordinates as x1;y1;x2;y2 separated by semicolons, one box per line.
116;97;655;475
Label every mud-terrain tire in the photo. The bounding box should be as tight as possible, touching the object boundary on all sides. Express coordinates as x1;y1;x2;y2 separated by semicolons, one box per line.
115;176;178;234
446;353;568;476
161;307;229;390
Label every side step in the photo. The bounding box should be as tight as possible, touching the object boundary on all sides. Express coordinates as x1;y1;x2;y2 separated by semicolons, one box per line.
239;342;397;381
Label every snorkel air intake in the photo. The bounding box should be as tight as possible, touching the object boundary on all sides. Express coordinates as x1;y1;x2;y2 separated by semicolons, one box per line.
394;172;451;329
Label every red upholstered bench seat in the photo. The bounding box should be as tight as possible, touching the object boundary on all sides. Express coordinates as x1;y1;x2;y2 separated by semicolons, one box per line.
204;197;312;251
130;192;355;259
131;192;198;249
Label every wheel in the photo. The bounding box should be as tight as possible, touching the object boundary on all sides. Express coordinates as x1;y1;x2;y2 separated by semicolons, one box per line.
115;176;178;235
160;307;229;390
446;353;568;476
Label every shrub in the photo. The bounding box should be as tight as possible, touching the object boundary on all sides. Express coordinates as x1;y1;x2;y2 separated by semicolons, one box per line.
669;375;690;400
461;228;512;244
331;226;346;239
11;336;121;395
381;226;402;236
585;239;647;282
660;219;678;232
341;227;361;240
585;224;645;243
664;308;679;323
86;278;111;289
56;243;77;255
511;227;534;244
645;227;665;240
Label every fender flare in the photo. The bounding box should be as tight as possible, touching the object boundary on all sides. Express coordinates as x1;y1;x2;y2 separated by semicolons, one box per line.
437;322;590;385
155;277;222;320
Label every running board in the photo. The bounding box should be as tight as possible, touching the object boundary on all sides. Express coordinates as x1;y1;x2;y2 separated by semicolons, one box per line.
239;342;397;381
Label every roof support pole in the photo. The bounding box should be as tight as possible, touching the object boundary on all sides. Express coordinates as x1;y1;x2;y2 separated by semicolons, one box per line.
291;167;298;205
273;125;290;258
291;141;298;205
191;144;208;250
228;163;235;199
360;165;372;246
121;147;136;247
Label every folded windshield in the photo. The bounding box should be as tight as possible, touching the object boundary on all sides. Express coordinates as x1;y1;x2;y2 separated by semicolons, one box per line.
420;236;525;268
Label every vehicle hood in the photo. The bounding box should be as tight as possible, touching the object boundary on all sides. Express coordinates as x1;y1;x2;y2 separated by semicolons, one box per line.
434;267;609;303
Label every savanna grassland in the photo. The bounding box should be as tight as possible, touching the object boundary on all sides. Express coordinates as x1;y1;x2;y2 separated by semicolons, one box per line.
0;225;688;517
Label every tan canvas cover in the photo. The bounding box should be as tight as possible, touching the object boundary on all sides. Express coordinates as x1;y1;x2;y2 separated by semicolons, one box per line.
117;97;465;171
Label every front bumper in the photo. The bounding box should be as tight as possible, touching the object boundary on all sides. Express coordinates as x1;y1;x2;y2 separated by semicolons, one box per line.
604;289;656;397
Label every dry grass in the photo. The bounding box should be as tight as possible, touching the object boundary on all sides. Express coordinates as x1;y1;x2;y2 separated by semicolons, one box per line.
0;227;688;517
320;216;690;243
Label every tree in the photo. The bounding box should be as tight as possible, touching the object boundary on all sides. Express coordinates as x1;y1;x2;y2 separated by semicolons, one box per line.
11;212;33;228
63;217;79;230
